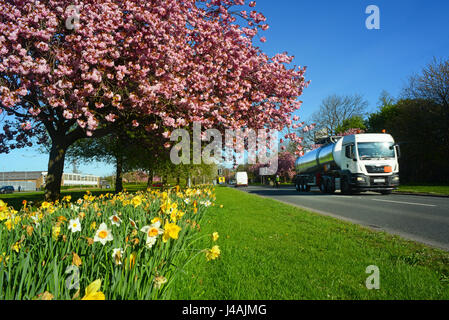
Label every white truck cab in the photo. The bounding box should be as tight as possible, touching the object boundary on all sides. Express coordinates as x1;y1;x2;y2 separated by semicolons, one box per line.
294;133;400;195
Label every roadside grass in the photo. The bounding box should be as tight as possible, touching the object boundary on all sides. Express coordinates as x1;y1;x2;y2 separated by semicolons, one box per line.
397;184;449;196
172;186;449;300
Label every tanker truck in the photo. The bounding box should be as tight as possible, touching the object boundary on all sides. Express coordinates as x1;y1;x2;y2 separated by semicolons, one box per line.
293;133;400;195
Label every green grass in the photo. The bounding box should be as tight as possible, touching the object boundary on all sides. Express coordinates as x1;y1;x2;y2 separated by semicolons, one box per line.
397;184;449;196
172;186;449;300
0;184;148;210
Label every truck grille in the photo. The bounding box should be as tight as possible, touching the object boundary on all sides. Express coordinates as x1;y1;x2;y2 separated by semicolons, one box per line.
365;165;388;173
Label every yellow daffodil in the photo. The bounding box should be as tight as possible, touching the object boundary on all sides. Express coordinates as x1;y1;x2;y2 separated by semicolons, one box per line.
52;225;61;240
162;222;181;242
205;246;221;261
153;276;167;289
41;201;51;210
81;279;105;300
0;200;7;212
12;241;22;253
131;195;142;207
212;232;219;242
0;252;10;266
151;217;161;225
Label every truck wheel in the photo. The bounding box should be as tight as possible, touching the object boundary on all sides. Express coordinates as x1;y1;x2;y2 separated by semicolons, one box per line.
319;180;327;194
341;178;352;195
380;190;392;195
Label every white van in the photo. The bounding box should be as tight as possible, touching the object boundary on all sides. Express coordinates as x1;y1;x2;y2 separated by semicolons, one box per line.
235;172;248;187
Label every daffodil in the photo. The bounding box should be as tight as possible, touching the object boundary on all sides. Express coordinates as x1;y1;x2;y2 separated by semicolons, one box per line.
205;245;221;261
162;222;181;242
112;248;123;265
0;200;7;212
12;241;22;253
141;221;164;238
141;221;164;248
93;223;113;245
151;217;161;225
68;218;82;233
52;225;61;240
131;195;142;207
109;214;122;226
153;276;167;289
212;232;219;242
201;200;212;207
81;279;105;300
129;218;137;229
40;201;52;210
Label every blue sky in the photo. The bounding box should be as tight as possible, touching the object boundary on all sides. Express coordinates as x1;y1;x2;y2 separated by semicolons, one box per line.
1;0;448;177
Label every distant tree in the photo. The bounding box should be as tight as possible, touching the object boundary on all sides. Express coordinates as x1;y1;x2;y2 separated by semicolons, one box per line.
276;151;296;182
335;116;367;135
401;56;449;147
367;98;448;183
311;94;369;136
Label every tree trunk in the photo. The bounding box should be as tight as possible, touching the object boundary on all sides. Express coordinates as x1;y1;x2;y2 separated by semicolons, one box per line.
115;154;123;193
176;176;180;185
146;171;153;188
45;140;68;202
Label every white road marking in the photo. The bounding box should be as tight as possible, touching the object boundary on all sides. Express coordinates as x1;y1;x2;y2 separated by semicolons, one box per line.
371;199;436;207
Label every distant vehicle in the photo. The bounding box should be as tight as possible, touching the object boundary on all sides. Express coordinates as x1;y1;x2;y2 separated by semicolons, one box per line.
152;182;164;188
0;186;14;194
229;179;236;185
293;133;400;195
235;172;248;187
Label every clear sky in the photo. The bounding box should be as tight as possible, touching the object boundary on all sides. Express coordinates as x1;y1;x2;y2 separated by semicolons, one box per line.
1;0;448;177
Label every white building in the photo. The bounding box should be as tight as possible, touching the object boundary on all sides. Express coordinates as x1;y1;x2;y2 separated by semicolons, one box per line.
0;171;100;191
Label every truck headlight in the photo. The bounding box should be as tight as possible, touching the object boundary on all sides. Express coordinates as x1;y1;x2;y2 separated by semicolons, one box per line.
392;176;400;181
357;177;365;182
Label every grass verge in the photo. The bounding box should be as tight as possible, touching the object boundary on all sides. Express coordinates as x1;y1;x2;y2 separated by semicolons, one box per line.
172;186;449;300
0;184;148;210
396;184;449;196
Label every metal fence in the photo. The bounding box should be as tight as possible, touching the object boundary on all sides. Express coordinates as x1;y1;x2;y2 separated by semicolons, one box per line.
0;180;38;192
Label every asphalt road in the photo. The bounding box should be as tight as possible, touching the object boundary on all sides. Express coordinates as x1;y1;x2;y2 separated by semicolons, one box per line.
238;185;449;251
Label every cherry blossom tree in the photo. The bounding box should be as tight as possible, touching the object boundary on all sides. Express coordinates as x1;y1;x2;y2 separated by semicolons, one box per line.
0;0;309;200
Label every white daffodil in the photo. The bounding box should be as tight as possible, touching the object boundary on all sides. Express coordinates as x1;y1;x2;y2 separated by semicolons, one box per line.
129;218;137;229
109;215;122;226
93;223;113;245
30;214;40;226
140;221;164;238
112;248;123;265
68;218;82;233
184;198;190;204
146;236;157;249
70;204;80;212
141;221;164;248
201;200;212;207
153;276;167;289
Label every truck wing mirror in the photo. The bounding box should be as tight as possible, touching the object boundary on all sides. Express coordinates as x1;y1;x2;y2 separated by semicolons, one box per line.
395;144;401;158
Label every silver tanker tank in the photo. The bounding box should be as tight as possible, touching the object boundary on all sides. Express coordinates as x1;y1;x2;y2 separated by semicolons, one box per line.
295;137;344;174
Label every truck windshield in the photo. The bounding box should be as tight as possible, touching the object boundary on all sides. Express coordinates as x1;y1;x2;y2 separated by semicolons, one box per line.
357;142;395;160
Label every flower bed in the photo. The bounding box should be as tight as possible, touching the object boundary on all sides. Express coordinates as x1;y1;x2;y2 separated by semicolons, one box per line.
0;186;220;300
